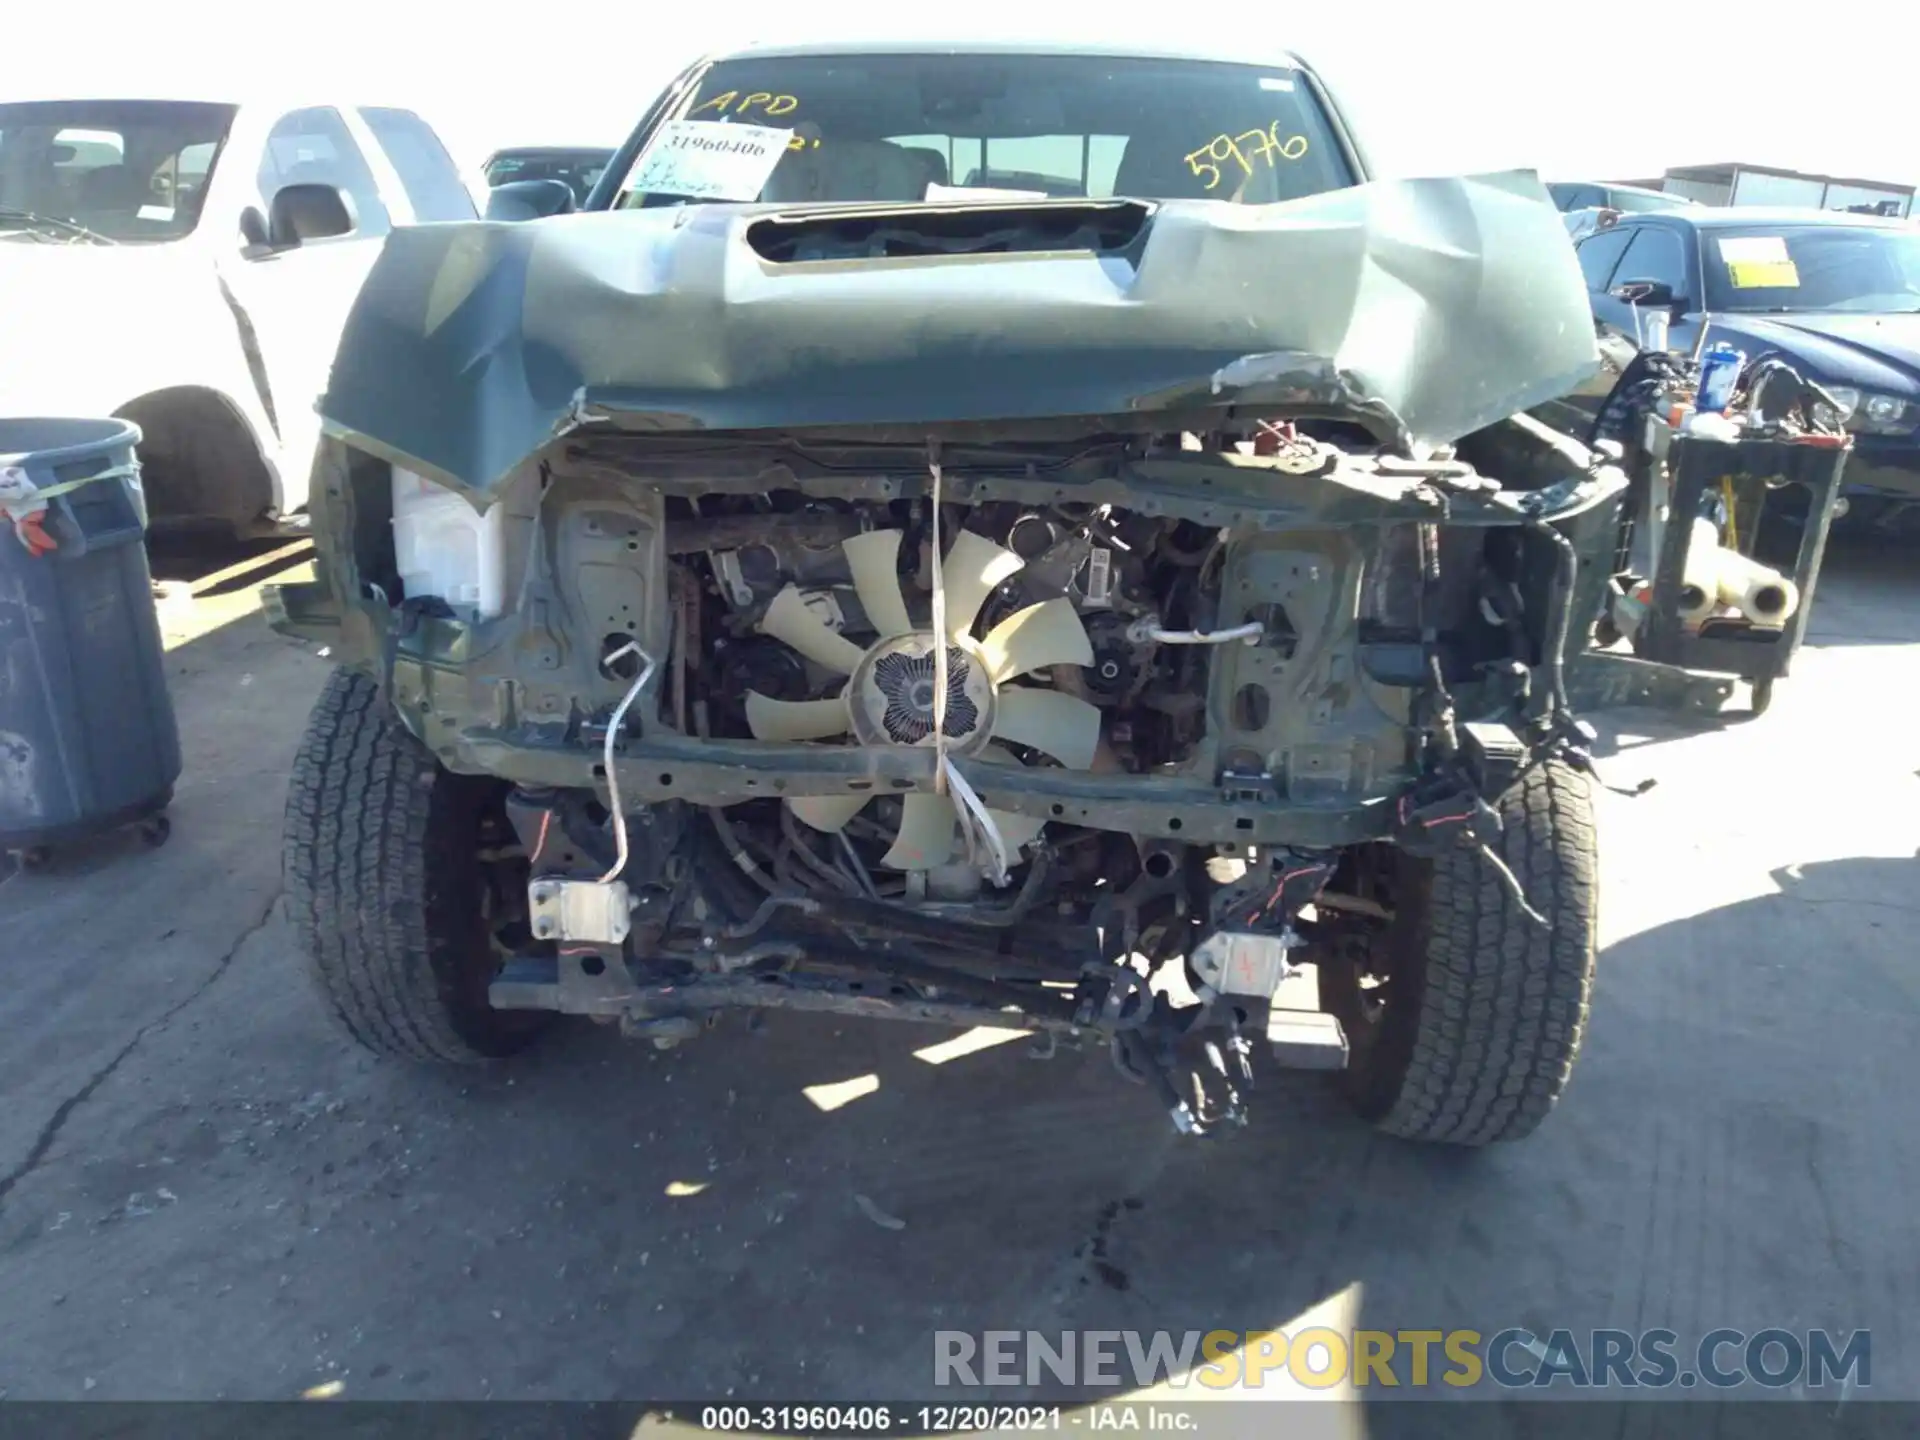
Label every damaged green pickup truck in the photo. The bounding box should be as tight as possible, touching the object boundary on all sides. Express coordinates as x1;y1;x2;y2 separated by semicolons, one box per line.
270;41;1639;1145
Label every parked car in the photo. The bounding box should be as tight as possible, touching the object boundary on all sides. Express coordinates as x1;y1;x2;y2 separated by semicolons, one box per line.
480;146;614;209
0;94;474;535
1547;180;1697;215
1546;207;1920;505
270;39;1632;1148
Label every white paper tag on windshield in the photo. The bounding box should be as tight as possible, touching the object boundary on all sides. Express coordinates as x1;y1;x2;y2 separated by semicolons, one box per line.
925;183;1049;203
1717;236;1791;264
1718;235;1799;288
624;120;793;201
136;204;175;222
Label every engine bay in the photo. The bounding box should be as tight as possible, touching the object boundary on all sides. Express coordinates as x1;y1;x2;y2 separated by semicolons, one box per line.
272;415;1633;1134
324;420;1626;909
684;493;1243;899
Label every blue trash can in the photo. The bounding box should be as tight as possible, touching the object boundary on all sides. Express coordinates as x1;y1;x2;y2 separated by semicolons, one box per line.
0;417;179;866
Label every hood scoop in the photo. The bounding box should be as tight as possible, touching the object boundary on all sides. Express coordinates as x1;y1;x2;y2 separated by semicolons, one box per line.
746;200;1149;264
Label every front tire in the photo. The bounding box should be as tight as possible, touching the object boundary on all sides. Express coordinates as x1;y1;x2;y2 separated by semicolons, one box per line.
284;668;548;1062
1326;759;1599;1145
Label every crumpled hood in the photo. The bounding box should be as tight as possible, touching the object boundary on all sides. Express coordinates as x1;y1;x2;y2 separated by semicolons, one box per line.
319;169;1600;500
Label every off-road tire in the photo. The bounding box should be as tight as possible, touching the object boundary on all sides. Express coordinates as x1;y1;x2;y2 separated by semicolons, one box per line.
1329;759;1598;1145
285;668;548;1062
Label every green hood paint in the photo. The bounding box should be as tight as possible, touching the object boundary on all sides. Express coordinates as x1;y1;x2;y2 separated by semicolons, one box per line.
318;169;1598;499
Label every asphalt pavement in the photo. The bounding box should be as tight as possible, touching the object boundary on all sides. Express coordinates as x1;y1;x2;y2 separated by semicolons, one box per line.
1;534;1916;1412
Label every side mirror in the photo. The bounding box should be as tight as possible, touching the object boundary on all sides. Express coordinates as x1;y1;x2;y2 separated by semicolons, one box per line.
267;183;354;249
1609;277;1680;309
485;178;576;222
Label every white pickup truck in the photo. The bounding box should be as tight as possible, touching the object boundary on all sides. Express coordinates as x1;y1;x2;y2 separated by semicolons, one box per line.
0;93;475;535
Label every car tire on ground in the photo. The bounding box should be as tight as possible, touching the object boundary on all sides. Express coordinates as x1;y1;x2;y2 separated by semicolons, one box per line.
1325;759;1598;1145
285;667;549;1062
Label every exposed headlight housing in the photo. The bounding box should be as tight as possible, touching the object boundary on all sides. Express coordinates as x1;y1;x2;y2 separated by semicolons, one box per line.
1811;385;1911;434
1863;393;1910;428
1817;385;1859;422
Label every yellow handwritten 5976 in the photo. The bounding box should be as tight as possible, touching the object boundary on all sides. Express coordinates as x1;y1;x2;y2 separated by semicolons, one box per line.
1185;121;1310;192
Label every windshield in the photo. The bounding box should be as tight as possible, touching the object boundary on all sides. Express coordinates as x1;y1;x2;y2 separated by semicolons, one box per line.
0;100;237;243
1703;225;1920;313
486;148;613;207
613;52;1355;210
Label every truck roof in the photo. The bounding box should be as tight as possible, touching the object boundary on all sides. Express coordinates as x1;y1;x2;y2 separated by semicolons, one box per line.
0;89;419;113
710;38;1314;70
1655;206;1911;231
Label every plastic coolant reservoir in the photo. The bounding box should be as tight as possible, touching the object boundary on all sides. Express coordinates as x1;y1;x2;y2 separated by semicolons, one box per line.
390;466;506;620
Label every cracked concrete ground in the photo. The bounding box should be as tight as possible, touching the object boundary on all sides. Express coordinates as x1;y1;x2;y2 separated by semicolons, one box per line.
0;537;1916;1409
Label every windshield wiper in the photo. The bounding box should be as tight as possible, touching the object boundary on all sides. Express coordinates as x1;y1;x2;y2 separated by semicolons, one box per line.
0;207;117;244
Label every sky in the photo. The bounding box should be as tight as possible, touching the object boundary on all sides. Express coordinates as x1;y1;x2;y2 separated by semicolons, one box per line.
14;0;1920;189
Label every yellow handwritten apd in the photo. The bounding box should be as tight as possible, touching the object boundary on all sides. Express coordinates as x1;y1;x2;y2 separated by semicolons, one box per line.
691;90;799;119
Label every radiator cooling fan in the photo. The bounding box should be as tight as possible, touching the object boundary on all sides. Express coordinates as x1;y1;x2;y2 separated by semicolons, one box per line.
744;528;1102;871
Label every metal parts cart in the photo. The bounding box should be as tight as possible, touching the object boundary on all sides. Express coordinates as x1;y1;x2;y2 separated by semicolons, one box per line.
1598;416;1851;717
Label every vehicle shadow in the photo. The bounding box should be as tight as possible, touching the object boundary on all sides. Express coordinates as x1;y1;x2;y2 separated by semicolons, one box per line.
148;528;313;598
145;530;315;663
455;849;1908;1419
7;841;1905;1414
1579;705;1729;763
1801;526;1920;647
2;529;1912;1418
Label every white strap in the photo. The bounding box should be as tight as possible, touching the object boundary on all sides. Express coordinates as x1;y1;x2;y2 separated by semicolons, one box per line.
926;451;1010;886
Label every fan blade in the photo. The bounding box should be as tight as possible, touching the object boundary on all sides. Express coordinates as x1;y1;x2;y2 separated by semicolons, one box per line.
990;686;1102;770
759;585;865;675
881;792;957;870
979;597;1094;682
745;692;850;742
789;794;871;833
940;530;1024;642
842;530;915;638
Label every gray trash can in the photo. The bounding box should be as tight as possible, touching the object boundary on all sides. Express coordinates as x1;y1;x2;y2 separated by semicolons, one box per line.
0;417;179;866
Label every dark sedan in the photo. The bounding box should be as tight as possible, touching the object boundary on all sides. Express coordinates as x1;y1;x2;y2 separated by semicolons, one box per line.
1547;208;1920;505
